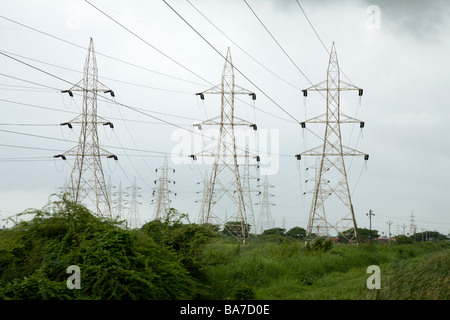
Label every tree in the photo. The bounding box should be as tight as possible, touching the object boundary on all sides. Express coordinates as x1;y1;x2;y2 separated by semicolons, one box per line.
141;208;215;275
395;235;413;244
262;228;286;236
338;228;380;243
221;221;251;240
412;231;449;242
286;227;306;239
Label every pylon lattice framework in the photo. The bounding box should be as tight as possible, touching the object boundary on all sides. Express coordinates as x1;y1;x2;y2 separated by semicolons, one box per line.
152;155;176;220
296;42;369;244
127;177;142;229
56;38;117;217
256;175;275;234
191;48;259;244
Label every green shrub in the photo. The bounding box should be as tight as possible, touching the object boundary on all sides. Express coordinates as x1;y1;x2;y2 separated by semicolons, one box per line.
233;284;255;300
0;196;200;300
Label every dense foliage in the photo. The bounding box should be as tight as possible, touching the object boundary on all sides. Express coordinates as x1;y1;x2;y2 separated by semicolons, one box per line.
0;196;203;299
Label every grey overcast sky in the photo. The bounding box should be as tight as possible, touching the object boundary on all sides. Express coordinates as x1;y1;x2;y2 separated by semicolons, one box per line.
0;0;449;236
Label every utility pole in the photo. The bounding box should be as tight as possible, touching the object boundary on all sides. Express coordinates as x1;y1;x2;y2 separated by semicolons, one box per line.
296;42;368;244
190;48;259;244
152;155;176;220
366;209;375;242
386;219;393;245
401;223;407;235
55;38;117;217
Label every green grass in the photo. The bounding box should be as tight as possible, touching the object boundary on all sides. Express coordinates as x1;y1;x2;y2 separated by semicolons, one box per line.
197;239;450;300
1;197;447;300
366;250;450;300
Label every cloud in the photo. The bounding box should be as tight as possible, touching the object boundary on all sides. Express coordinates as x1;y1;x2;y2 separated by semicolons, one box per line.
270;0;450;42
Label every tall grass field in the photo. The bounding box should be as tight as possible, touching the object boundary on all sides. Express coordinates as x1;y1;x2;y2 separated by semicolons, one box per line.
197;238;449;300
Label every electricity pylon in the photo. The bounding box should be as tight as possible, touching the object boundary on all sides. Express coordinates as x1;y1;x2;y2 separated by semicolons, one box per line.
256;175;275;234
195;169;209;219
113;181;126;219
409;211;416;237
55;38;117;217
152;155;176;220
190;47;259;244
127;177;142;229
242;147;259;236
295;42;368;244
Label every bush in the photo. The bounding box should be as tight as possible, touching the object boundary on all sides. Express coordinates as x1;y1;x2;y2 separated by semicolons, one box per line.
304;238;334;253
233;284;255;300
0;196;200;299
395;235;414;244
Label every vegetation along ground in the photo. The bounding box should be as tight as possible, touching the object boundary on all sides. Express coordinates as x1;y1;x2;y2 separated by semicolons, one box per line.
0;195;448;300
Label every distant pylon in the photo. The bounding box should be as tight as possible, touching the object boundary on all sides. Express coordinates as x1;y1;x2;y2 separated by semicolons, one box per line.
127;177;142;229
152;155;176;220
256;175;275;234
242;147;259;236
196;169;209;221
190;48;259;244
113;181;126;219
296;42;369;244
409;211;416;236
55;38;117;217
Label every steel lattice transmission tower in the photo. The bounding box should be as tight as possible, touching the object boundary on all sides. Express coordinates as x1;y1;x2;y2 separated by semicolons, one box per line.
190;48;259;244
55;38;117;217
113;181;126;219
296;42;369;244
242;148;259;236
256;175;275;234
152;155;176;220
127;177;142;229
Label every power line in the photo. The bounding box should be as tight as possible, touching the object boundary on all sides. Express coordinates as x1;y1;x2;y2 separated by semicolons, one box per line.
186;0;303;92
84;0;213;86
1;47;297;125
0;49;194;95
0;44;291;159
294;0;356;86
0;51;79;88
0;123;59;127
0;15;207;87
295;0;329;55
162;0;301;125
243;0;314;87
0;143;62;152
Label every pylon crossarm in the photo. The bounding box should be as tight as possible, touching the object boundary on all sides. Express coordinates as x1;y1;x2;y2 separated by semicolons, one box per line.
301;113;363;125
235;147;259;159
96;80;114;93
194;118;256;128
233;85;256;98
65;79;84;93
196;85;255;98
196;84;222;97
300;144;367;157
302;80;362;94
